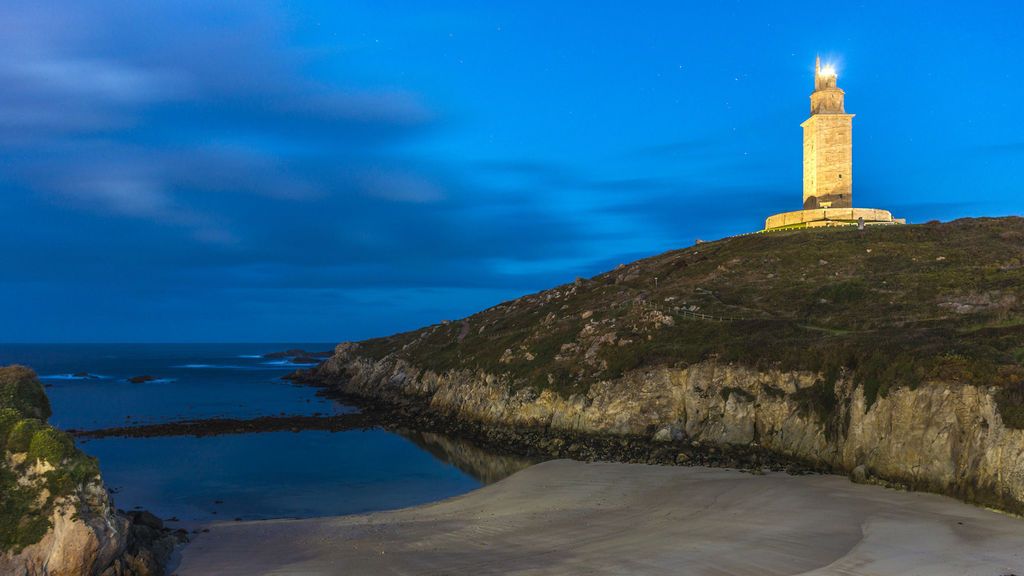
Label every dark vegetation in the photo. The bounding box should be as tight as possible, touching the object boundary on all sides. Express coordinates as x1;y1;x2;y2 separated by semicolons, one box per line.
349;218;1024;428
0;365;100;553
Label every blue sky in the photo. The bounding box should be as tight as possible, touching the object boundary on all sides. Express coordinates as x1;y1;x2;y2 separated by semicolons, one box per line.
1;1;1021;342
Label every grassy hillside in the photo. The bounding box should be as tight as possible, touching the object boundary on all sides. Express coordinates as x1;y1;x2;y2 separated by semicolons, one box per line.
0;366;100;553
350;217;1024;427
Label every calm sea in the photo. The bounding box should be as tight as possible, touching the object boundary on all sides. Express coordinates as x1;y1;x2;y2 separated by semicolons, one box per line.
0;343;529;526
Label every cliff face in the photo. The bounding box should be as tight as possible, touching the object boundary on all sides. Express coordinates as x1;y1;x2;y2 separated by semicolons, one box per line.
315;346;1024;513
0;478;128;576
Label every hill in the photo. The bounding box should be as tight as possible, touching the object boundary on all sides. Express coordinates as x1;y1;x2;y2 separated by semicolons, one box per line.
353;217;1024;424
310;217;1024;514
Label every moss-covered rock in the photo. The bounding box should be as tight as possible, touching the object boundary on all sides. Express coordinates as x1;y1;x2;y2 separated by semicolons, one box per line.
0;367;108;556
0;365;51;421
0;366;179;574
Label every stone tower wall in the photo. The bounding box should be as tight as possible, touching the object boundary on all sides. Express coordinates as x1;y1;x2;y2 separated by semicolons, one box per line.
802;113;853;209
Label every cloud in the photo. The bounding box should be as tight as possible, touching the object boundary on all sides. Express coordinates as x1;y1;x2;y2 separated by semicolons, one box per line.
1;56;190;106
357;169;447;203
66;175;171;218
0;2;767;341
0;1;445;249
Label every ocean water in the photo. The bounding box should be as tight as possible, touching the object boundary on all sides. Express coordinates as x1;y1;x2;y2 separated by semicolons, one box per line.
0;344;528;526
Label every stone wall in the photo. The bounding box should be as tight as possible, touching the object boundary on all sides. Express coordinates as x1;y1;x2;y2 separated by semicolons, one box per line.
763;207;898;230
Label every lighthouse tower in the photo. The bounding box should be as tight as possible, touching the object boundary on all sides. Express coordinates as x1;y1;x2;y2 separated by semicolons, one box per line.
802;56;853;210
762;56;903;231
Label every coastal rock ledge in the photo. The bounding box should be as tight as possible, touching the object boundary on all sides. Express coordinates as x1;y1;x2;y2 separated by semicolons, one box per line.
313;345;1024;514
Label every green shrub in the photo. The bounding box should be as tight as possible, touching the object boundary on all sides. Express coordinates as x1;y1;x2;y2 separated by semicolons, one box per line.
0;366;51;420
0;408;20;451
6;419;44;454
45;454;101;500
27;428;74;466
995;383;1024;429
0;462;53;554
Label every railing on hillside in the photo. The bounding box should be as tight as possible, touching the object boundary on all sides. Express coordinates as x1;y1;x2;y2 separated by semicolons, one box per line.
670;307;749;322
604;293;770;323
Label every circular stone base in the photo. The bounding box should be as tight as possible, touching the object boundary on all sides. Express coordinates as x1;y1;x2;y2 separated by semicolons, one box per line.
764;207;904;231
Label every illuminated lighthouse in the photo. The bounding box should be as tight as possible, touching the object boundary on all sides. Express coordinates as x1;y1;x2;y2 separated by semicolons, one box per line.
763;57;903;231
802;56;853;210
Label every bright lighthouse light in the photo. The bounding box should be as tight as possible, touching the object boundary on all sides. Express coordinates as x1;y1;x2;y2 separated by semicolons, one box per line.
820;64;837;77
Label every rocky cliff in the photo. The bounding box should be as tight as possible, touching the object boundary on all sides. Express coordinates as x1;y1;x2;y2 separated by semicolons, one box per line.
0;366;181;576
309;218;1024;514
314;350;1024;513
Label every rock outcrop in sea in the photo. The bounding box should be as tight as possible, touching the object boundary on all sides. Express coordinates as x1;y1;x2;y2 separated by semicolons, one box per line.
0;365;182;576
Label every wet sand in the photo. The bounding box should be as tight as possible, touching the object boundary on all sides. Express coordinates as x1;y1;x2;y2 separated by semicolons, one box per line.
176;460;1024;575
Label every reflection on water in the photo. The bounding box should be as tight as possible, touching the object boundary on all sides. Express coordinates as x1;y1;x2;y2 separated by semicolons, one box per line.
82;428;539;527
81;428;480;526
399;429;543;484
1;343;543;525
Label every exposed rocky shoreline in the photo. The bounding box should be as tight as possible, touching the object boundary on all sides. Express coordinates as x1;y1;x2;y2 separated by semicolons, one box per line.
327;388;823;474
68;394;809;475
303;343;1024;516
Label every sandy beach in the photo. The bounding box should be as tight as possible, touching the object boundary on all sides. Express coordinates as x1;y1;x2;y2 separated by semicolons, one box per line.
175;460;1024;575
